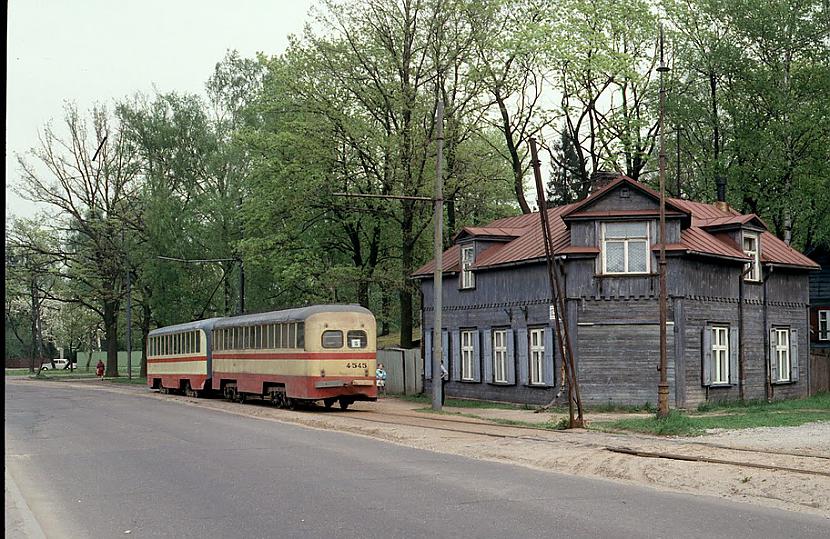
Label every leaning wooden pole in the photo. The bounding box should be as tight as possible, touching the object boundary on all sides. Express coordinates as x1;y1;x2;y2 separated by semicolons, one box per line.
530;138;584;427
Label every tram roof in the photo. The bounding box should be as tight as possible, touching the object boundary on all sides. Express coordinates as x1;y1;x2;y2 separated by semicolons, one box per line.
213;304;373;328
148;317;224;337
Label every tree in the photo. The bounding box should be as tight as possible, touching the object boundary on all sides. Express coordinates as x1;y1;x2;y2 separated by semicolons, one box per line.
17;104;141;377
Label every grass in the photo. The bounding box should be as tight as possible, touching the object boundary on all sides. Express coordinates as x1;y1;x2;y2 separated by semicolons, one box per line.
594;393;830;436
695;392;830;412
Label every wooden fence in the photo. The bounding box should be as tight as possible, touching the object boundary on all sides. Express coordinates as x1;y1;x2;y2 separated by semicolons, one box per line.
810;350;830;395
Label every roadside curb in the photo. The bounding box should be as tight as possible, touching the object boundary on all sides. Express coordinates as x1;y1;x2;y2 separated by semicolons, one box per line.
4;467;47;539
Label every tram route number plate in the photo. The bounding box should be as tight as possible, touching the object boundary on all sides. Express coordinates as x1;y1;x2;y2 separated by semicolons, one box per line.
346;362;368;369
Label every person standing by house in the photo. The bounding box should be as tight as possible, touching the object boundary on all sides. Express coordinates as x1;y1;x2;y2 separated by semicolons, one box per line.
440;360;449;406
375;363;387;396
96;359;105;380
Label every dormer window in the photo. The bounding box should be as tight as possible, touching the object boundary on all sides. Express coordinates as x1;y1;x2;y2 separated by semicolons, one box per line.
461;245;475;289
601;222;649;274
743;232;760;281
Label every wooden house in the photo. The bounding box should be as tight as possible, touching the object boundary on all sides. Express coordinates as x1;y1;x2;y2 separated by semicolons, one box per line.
413;175;818;408
807;246;830;393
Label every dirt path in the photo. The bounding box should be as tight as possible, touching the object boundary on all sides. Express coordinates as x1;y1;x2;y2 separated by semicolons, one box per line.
11;377;829;518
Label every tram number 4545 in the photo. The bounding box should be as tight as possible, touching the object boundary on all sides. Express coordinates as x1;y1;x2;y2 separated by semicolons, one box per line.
347;362;368;369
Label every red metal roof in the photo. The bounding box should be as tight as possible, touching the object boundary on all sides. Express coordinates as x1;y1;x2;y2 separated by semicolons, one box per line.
452;226;524;241
412;178;818;277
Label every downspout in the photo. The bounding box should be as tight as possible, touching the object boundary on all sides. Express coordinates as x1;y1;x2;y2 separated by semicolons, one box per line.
738;265;752;401
763;265;774;402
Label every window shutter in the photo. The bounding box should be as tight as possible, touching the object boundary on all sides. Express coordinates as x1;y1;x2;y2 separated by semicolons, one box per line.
544;327;555;386
451;330;460;381
442;329;449;370
506;330;516;385
790;329;799;382
424;330;433;380
482;330;493;383
517;328;529;385
729;326;739;386
472;330;481;382
769;328;778;383
701;326;712;387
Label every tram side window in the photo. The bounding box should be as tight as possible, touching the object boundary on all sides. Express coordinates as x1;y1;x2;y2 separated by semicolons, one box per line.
288;323;296;348
256;325;262;349
347;330;368;349
322;330;344;349
297;323;305;349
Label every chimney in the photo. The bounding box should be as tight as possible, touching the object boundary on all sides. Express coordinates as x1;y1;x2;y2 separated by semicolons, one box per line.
715;174;728;211
590;170;621;193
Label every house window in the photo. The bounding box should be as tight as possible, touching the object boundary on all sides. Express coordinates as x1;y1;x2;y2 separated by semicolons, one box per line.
493;330;508;383
461;245;475;289
743;232;760;281
711;326;729;384
819;310;830;341
775;328;791;382
529;328;545;385
601;222;649;274
460;330;475;381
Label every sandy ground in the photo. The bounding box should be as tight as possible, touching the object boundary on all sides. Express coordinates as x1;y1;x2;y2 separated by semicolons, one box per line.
9;378;830;518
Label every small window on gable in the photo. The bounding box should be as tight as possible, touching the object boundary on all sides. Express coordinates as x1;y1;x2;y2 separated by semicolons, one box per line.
460;245;475;289
602;222;649;274
820;310;830;341
743;232;761;282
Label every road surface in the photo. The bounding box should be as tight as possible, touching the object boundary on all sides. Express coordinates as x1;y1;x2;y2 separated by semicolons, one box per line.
5;379;829;538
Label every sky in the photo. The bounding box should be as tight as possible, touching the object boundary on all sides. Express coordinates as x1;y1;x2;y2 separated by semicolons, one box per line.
6;0;316;219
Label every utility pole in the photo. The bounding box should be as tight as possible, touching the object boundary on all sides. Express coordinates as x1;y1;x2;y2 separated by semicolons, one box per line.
657;25;670;419
432;100;445;411
332;100;446;411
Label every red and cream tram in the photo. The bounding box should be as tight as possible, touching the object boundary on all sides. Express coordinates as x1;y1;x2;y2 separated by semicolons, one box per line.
147;305;377;409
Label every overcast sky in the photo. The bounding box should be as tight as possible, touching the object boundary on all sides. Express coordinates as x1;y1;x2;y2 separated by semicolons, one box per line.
6;0;316;219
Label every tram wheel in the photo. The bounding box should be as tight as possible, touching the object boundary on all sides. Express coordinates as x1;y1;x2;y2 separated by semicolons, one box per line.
237;392;246;404
339;399;350;411
324;398;336;409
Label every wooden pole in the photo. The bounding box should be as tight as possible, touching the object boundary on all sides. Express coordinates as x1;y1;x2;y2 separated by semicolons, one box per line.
432;100;445;411
657;25;670;419
530;138;584;427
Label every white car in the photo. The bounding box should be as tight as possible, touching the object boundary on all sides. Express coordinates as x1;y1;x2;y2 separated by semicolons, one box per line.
40;358;77;370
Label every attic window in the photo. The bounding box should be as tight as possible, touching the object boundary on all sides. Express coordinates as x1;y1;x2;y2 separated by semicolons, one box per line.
460;245;475;289
601;222;649;274
619;187;630;198
743;232;760;282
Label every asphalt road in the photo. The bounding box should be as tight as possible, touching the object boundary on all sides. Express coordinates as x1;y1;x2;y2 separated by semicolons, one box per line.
5;379;829;538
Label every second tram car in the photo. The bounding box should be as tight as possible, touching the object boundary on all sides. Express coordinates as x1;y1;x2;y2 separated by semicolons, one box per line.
147;305;377;410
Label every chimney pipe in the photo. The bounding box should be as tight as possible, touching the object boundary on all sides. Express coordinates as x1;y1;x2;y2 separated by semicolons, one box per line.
590;170;621;193
715;174;728;211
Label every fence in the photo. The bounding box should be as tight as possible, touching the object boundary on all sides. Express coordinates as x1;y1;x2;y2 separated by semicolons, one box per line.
810;350;830;395
377;348;423;395
76;351;143;374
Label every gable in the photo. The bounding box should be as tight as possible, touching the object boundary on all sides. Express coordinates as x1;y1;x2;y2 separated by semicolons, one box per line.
562;177;690;222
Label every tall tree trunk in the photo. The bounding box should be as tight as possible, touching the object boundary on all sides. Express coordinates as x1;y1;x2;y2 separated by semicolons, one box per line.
104;299;120;377
380;288;391;337
140;301;150;378
30;280;38;373
495;93;531;214
399;201;415;348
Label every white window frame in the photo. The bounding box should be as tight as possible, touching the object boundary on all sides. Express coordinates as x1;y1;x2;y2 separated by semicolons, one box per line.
775;328;791;382
711;326;729;384
460;245;475;289
529;328;545;385
460;330;475;381
743;232;761;282
819;310;830;341
493;330;508;383
601;222;650;275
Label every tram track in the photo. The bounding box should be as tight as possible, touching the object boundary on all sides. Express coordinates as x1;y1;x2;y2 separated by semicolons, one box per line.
343;408;830;478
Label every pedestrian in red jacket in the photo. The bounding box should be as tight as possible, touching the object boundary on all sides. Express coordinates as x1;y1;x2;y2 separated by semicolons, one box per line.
96;360;105;380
